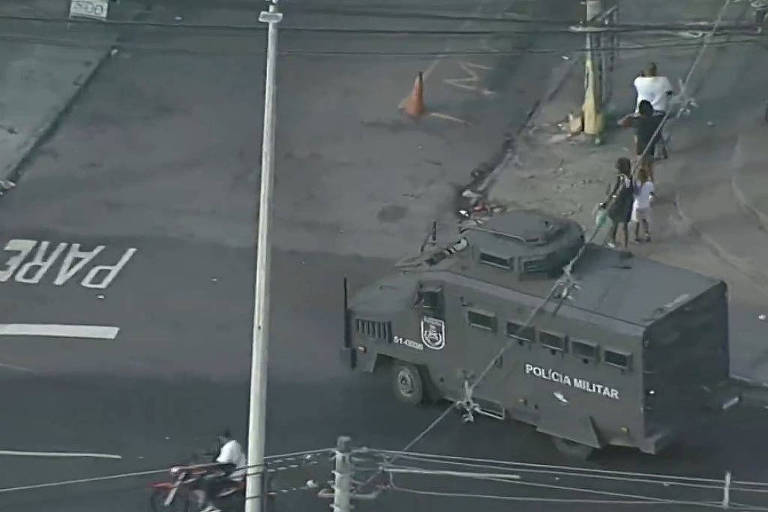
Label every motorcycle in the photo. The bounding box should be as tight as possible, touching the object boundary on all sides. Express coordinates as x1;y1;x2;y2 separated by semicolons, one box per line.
148;453;245;512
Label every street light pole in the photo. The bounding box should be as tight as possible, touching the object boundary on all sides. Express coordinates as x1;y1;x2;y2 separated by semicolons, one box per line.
246;2;282;512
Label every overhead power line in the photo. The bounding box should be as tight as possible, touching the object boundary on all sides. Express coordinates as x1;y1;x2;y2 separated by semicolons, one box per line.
382;464;768;511
274;37;762;56
323;439;768;510
388;483;768;511
382;466;768;504
376;454;728;492
284;4;760;33
0;12;760;36
0;30;760;57
286;5;580;25
0;447;332;495
390;485;685;506
0;11;578;29
371;449;768;490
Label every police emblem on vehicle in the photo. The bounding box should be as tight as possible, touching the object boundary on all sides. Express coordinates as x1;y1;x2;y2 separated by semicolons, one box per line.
421;316;445;350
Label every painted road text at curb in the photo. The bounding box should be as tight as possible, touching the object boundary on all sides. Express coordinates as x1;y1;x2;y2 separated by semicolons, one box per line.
0;239;136;289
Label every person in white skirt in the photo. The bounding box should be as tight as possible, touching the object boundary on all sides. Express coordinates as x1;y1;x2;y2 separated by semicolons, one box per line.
632;166;655;242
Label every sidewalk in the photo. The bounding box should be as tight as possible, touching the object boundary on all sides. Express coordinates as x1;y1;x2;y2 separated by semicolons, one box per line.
0;0;166;188
729;124;768;249
0;42;111;185
0;1;117;187
486;3;768;386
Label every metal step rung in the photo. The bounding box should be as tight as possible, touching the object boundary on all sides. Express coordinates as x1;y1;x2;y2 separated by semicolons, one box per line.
475;399;506;421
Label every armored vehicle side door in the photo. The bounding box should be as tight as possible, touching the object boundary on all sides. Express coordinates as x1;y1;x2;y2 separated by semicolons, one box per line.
455;295;509;419
407;282;466;400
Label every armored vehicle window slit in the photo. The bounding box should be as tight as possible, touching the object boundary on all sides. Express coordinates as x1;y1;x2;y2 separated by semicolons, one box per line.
417;287;443;315
604;349;631;370
571;340;597;363
467;309;497;332
539;331;565;352
479;252;512;270
506;321;535;345
522;258;547;275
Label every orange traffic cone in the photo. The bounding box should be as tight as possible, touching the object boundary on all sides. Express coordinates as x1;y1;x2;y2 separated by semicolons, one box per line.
403;72;425;118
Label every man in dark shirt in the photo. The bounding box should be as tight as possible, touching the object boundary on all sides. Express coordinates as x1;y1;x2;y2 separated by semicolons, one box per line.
618;100;663;181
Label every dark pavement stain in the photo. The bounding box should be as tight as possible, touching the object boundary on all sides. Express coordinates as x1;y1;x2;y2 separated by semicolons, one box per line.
377;204;407;223
360;119;409;133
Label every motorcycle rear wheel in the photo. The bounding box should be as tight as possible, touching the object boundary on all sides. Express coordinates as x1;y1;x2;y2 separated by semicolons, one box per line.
149;487;190;512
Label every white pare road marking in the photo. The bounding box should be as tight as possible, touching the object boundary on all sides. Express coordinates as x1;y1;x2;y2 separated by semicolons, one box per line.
0;449;121;460
0;324;119;340
0;239;136;289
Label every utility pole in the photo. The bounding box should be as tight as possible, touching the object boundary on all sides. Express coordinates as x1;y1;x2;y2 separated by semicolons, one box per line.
245;1;282;512
318;436;380;510
582;0;604;137
332;437;353;512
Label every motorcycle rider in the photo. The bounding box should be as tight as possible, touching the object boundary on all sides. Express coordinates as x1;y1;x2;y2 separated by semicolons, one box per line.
197;429;247;512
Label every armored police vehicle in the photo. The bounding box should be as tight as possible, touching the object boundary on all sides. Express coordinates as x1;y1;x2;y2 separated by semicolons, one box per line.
342;211;732;457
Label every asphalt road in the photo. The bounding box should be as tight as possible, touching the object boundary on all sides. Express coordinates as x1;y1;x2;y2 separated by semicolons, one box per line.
1;1;767;511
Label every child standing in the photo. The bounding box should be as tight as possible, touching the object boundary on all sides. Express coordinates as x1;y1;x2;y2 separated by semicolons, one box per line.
632;166;655;242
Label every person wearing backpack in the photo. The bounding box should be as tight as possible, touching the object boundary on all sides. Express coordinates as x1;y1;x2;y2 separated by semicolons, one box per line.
602;157;634;249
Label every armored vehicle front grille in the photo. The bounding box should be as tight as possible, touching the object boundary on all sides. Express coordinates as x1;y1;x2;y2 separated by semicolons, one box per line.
355;319;391;342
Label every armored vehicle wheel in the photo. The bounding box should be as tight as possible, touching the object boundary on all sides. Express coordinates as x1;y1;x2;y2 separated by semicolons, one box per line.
552;437;594;460
392;362;424;405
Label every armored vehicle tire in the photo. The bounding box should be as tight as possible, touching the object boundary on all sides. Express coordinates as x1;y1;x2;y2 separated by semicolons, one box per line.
552;437;595;460
392;362;425;405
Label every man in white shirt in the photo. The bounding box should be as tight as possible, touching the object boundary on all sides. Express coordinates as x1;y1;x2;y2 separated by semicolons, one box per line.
633;63;673;159
634;62;674;113
199;430;247;512
216;431;247;481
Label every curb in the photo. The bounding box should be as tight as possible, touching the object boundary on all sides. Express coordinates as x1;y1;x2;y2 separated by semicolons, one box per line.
2;44;116;185
732;374;768;388
734;378;768;407
480;54;581;195
730;132;768;233
543;54;581;105
731;173;768;233
456;56;575;217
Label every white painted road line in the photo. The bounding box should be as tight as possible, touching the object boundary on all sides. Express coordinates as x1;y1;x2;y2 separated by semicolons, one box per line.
0;324;119;340
0;361;36;374
0;450;122;460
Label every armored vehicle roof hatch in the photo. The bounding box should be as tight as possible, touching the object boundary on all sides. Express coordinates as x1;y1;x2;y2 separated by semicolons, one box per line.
398;210;584;280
